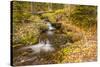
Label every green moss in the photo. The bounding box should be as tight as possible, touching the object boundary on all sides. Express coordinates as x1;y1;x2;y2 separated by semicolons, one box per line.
55;9;65;15
42;13;56;23
62;48;72;54
29;15;41;22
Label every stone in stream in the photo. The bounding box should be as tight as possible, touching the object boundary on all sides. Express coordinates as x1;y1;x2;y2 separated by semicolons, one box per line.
52;23;62;29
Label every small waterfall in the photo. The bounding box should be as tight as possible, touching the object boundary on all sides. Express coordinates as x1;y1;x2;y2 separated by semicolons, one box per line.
47;22;55;30
21;21;55;54
46;22;55;35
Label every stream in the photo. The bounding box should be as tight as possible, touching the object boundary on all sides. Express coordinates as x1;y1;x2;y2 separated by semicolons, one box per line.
22;21;55;54
13;20;57;65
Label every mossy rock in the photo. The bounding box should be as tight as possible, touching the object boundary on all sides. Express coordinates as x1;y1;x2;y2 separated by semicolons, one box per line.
29;15;41;22
42;13;56;23
48;32;83;48
48;34;68;48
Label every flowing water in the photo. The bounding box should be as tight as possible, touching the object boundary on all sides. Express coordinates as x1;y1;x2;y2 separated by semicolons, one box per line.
22;40;55;54
14;21;58;65
21;21;55;54
46;22;55;30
